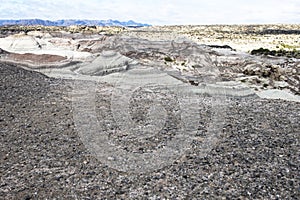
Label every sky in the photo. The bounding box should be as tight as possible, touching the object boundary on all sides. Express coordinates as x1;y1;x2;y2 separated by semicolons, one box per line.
0;0;299;25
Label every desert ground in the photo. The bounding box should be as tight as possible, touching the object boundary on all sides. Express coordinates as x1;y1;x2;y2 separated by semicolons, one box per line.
0;25;299;199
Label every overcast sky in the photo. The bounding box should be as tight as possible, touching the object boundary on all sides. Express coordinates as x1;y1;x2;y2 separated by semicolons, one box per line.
0;0;299;25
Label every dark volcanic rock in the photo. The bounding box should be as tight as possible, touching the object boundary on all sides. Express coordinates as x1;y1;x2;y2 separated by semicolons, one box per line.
260;29;300;35
0;63;299;199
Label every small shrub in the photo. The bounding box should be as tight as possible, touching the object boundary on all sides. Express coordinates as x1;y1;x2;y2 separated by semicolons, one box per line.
263;83;269;88
164;56;173;62
250;47;300;58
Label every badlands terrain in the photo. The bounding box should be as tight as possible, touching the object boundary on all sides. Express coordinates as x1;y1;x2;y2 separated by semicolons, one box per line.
0;25;299;199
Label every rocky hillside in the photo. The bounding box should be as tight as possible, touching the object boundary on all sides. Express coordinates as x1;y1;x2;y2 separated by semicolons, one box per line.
1;61;299;199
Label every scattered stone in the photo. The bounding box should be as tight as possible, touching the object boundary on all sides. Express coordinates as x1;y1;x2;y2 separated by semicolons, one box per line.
1;63;299;199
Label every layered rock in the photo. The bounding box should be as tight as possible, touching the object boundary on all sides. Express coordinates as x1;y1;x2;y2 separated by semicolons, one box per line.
76;51;136;76
0;31;95;61
0;26;298;101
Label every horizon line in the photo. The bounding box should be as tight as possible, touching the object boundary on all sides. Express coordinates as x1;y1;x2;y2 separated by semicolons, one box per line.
0;18;299;26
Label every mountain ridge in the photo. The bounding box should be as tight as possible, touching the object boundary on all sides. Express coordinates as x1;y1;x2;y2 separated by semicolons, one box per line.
0;19;150;27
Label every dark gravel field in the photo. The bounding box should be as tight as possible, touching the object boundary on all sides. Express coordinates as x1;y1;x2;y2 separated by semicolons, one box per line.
0;63;299;199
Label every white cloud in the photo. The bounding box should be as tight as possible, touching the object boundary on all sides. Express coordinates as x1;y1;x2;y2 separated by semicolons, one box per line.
0;0;299;25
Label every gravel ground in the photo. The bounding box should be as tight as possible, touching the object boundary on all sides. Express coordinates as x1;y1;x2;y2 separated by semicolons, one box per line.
0;63;299;199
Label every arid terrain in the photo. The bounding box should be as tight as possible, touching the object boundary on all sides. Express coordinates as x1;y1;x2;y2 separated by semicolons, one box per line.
0;25;299;199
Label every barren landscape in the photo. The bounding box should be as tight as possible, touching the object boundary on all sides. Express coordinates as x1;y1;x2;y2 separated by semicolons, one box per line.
0;24;299;199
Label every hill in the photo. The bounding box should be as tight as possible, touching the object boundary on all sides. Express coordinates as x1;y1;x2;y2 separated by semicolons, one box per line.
0;19;150;27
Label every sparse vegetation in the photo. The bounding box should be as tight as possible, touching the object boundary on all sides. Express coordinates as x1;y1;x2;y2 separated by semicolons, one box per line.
280;43;299;49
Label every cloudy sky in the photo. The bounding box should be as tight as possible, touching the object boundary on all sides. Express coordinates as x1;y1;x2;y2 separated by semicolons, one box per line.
0;0;299;25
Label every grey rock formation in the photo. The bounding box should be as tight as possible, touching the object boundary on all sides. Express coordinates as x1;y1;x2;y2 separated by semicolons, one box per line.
76;51;136;76
0;30;298;101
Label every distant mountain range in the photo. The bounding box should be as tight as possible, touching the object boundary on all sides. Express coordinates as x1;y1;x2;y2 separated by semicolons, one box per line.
0;19;150;27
